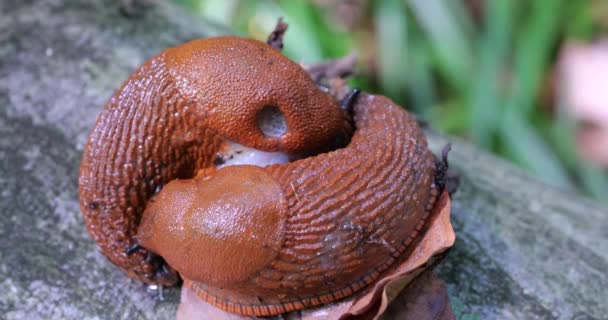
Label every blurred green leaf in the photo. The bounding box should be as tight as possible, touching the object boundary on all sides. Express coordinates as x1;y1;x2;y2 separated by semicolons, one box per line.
577;166;608;202
197;0;239;25
564;0;596;40
469;0;515;148
498;0;570;188
403;21;436;116
543;114;579;170
375;0;436;114
507;0;564;116
430;99;469;134
407;0;475;92
443;0;476;45
500;109;571;188
276;1;324;62
545;104;608;200
347;75;376;96
374;0;409;104
173;0;202;11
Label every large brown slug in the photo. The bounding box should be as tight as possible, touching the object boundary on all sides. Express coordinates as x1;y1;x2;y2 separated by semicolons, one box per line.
79;36;441;316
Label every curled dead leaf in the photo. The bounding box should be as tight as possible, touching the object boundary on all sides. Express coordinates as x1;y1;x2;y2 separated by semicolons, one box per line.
379;271;454;320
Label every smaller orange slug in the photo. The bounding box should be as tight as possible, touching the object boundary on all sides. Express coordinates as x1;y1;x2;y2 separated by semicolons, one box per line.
79;35;446;317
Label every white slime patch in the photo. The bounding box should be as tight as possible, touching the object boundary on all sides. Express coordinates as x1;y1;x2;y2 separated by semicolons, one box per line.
217;142;289;169
218;108;290;168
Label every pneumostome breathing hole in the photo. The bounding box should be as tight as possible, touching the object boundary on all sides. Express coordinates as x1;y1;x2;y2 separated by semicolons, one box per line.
256;106;287;138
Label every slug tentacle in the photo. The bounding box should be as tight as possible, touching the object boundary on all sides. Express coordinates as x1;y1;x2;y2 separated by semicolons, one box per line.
124;243;142;256
340;87;361;114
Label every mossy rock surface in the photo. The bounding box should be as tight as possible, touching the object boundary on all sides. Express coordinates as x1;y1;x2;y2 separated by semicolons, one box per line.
1;1;606;319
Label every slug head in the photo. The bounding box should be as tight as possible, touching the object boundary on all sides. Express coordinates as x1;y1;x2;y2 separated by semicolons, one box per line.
162;36;351;155
137;165;287;288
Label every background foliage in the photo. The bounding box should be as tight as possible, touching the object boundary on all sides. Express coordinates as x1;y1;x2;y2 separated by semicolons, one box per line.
174;0;608;202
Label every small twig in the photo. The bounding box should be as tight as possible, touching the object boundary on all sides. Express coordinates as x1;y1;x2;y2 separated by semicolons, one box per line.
267;18;288;50
305;53;358;82
290;182;300;202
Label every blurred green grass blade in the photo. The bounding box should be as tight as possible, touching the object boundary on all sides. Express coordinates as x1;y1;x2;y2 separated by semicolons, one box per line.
375;0;435;114
498;0;570;189
404;30;436;116
173;0;202;12
304;11;353;59
276;0;324;62
374;0;409;103
227;1;256;34
564;0;596;40
443;0;476;44
469;0;515;148
407;0;474;91
544;114;579;170
278;1;355;62
198;0;239;25
507;0;564;116
500;109;571;188
547;103;608;201
577;166;608;203
430;99;469;134
346;75;376;96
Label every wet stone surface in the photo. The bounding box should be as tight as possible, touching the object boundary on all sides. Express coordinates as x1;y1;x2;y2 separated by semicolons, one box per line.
1;0;607;319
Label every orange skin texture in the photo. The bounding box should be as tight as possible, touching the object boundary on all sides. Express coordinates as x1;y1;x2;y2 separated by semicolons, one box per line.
79;36;439;316
78;37;351;285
